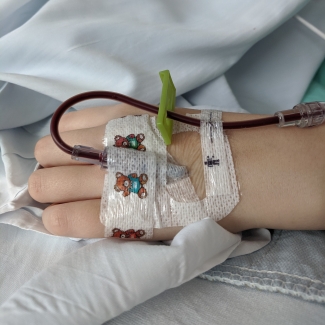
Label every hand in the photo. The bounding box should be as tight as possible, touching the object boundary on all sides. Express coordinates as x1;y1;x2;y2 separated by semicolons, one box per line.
28;104;204;240
28;104;325;240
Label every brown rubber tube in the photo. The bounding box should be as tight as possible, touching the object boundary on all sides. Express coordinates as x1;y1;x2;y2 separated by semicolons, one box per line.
50;91;283;157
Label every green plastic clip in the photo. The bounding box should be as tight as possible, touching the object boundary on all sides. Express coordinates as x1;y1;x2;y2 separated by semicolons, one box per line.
157;70;176;145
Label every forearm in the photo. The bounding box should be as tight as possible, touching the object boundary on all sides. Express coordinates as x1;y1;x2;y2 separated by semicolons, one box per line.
167;110;325;236
220;112;325;233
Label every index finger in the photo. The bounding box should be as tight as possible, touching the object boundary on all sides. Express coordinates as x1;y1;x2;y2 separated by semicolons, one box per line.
59;103;154;132
35;125;106;167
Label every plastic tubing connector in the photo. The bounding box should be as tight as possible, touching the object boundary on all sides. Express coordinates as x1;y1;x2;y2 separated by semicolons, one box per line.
275;102;325;128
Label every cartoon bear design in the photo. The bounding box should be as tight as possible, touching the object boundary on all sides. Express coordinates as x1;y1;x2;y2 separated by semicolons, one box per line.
114;172;148;198
114;134;146;151
112;228;145;239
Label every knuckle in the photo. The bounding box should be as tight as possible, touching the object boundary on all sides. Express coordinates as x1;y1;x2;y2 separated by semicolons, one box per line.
42;205;69;236
34;136;50;163
28;170;47;201
59;112;74;131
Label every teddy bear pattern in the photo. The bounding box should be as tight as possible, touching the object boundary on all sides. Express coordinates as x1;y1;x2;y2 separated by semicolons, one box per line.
114;172;148;198
114;133;146;151
112;228;146;239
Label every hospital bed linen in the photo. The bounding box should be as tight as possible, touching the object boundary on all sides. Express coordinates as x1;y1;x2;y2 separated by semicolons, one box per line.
108;278;325;325
1;0;324;324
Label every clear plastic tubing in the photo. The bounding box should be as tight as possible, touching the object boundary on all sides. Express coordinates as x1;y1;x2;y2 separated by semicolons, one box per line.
275;102;325;128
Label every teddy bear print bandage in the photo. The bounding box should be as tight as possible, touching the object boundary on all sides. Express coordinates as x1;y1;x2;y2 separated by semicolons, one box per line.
100;111;239;239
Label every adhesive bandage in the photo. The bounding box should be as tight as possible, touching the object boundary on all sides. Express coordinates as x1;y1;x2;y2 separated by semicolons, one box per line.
100;111;239;239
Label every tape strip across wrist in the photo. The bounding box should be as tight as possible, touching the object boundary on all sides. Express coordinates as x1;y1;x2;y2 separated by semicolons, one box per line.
199;110;239;219
100;111;239;239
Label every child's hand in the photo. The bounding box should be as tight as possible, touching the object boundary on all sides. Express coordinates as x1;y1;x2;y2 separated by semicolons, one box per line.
28;104;203;240
28;104;325;240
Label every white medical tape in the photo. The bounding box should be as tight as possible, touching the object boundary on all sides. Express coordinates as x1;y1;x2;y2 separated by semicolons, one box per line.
200;110;231;196
200;110;239;220
101;115;167;238
100;147;156;239
100;112;240;239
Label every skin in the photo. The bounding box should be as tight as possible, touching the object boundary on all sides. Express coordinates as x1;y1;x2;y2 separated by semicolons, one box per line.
28;103;325;240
